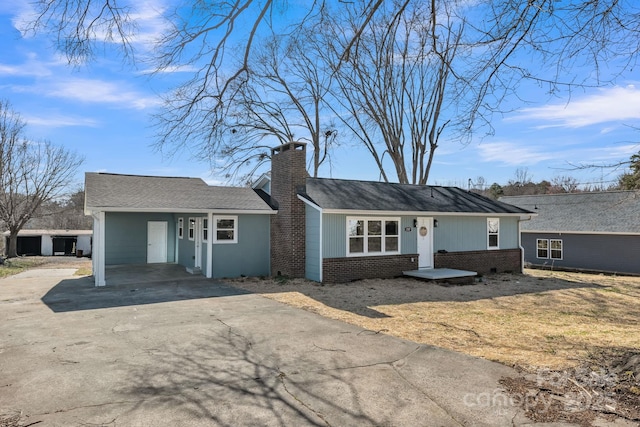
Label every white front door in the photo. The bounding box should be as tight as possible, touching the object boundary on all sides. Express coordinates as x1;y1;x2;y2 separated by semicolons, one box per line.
194;218;202;269
416;217;433;269
147;221;168;263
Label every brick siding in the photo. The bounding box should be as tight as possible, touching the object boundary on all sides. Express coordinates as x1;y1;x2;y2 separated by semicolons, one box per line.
270;142;307;278
322;254;418;283
434;249;522;274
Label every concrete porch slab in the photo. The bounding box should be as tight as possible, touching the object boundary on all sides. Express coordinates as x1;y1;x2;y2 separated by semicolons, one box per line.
403;268;477;280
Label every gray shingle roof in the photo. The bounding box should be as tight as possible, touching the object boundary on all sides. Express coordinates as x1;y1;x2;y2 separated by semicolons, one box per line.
85;173;275;212
301;178;533;214
501;191;640;233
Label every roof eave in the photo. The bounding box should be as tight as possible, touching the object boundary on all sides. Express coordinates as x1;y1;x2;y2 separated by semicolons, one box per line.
85;206;277;215
316;208;534;216
522;229;640;236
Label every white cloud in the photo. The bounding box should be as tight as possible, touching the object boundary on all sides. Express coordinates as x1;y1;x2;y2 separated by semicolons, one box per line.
138;64;200;75
127;0;171;47
11;0;170;53
478;140;638;170
0;52;53;77
24;114;100;128
577;143;639;163
514;85;640;128
13;77;161;110
6;0;36;31
477;141;556;166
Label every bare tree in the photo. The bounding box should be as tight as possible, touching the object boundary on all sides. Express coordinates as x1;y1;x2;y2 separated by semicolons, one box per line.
550;175;580;193
27;0;385;123
26;1;640;182
510;167;534;188
31;189;93;230
0;101;84;258
324;0;558;184
156;23;337;182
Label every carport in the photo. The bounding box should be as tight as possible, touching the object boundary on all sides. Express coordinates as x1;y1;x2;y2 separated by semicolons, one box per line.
105;263;208;286
84;173;276;287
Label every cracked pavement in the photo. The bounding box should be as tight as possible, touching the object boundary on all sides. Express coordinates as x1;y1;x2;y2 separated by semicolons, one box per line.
0;265;552;426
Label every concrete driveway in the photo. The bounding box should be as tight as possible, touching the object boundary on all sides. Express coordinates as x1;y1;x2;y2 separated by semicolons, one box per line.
0;265;543;426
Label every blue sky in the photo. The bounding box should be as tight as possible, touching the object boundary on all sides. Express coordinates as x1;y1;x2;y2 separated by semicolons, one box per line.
1;0;639;191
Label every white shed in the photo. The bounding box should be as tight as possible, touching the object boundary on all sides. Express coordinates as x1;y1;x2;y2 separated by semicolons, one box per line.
3;229;92;257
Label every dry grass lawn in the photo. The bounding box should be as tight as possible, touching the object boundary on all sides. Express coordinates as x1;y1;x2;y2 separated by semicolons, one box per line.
0;257;49;278
0;256;92;278
230;269;640;370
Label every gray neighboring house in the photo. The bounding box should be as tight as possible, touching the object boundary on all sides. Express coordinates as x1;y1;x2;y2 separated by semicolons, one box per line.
84;173;276;286
85;142;534;286
501;191;640;275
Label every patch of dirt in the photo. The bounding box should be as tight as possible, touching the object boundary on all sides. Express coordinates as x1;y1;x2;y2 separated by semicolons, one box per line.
0;410;24;427
501;349;640;426
30;255;92;270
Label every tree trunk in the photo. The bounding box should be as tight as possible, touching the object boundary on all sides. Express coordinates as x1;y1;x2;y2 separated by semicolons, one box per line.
7;230;18;258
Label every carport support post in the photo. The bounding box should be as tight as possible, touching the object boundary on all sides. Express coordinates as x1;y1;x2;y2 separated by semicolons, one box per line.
92;211;106;286
206;211;213;278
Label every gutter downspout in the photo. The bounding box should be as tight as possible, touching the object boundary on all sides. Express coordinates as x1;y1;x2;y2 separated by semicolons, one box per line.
518;215;533;274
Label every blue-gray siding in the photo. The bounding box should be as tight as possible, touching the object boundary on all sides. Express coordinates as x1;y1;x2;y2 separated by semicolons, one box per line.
305;206;322;281
522;232;640;274
401;217;417;254
175;214;203;268
106;212;270;278
319;214;520;258
433;216;519;251
322;214;346;258
105;212;176;265
322;214;418;258
210;214;270;278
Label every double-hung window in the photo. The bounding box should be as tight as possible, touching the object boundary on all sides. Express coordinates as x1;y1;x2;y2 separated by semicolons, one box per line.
550;239;563;259
536;239;548;258
537;239;563;260
214;216;238;243
347;217;399;256
487;218;499;249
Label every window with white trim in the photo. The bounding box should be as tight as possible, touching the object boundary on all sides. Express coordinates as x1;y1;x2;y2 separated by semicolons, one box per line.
537;239;563;260
203;218;209;242
188;218;195;241
178;218;184;239
550;239;563;260
214;216;238;243
536;239;548;258
487;218;499;249
347;217;399;256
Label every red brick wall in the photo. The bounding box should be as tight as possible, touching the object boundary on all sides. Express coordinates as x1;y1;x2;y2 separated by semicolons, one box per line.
434;249;522;274
270;142;307;278
322;254;418;283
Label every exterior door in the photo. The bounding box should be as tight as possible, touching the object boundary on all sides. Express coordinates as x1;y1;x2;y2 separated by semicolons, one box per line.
147;221;168;263
416;217;433;269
